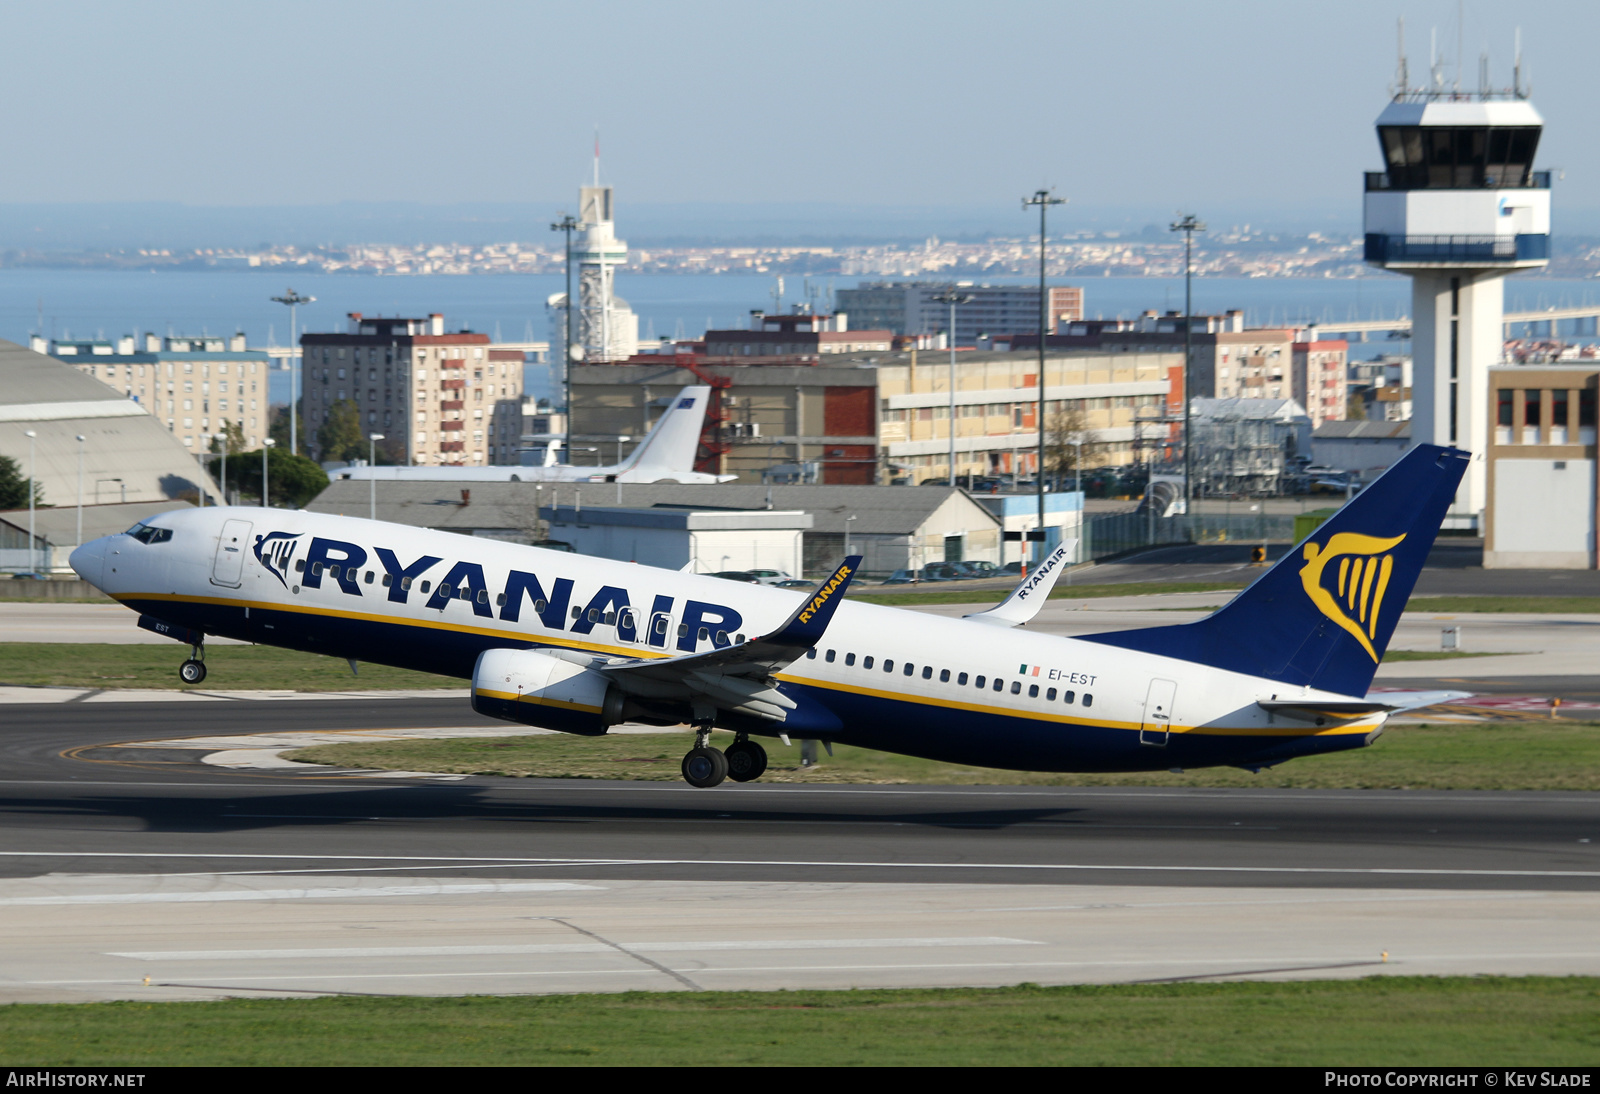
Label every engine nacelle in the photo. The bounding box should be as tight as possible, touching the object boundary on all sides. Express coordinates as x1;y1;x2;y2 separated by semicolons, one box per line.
471;647;625;736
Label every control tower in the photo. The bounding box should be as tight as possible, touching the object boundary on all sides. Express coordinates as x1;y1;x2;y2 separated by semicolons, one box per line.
1363;70;1550;526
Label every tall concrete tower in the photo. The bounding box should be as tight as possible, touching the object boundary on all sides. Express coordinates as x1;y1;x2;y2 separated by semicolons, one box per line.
574;184;639;363
1363;68;1550;528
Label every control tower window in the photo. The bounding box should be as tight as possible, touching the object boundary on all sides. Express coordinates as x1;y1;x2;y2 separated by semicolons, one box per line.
1379;126;1540;189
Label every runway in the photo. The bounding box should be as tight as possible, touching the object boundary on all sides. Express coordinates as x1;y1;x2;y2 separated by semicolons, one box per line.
1;697;1598;1001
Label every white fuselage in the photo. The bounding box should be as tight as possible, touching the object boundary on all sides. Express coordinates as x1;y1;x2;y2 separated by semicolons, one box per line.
70;506;1383;772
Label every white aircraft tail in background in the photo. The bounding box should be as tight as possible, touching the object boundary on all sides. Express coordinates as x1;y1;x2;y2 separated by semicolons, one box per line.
337;385;734;484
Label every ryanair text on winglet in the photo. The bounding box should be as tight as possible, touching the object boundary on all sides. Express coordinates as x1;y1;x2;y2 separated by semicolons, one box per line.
1014;545;1068;601
798;563;854;624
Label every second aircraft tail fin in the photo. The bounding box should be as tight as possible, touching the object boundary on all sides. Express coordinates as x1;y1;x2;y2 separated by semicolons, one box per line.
617;385;712;481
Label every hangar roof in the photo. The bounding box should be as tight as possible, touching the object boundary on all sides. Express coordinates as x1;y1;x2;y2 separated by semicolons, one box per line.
0;339;219;509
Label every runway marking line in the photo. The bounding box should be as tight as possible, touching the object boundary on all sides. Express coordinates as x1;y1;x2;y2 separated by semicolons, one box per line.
0;851;1597;880
104;938;1043;961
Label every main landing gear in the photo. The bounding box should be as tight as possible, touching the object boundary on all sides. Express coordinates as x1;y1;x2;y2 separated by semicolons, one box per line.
680;730;768;788
178;643;206;685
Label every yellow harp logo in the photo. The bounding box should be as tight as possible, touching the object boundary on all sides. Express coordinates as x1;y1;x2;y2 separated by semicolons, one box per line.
1299;532;1407;662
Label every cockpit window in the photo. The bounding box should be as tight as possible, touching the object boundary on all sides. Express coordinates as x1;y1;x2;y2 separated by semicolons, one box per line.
125;523;173;545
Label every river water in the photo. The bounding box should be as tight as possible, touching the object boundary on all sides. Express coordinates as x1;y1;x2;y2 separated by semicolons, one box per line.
1;268;1594;404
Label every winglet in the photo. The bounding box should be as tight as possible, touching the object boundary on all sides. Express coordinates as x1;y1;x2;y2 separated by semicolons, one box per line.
766;555;862;647
963;541;1076;628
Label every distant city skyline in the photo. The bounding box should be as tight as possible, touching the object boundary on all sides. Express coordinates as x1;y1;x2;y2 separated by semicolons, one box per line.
0;0;1594;235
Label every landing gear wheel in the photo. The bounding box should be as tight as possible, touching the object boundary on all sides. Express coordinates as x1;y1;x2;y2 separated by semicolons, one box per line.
724;740;768;782
179;659;207;685
681;746;728;788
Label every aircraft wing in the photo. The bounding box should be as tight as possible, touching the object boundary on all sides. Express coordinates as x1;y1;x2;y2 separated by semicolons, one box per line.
596;556;861;722
962;541;1076;628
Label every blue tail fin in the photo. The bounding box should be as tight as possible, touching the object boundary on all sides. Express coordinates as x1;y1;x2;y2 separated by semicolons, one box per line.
1081;445;1469;697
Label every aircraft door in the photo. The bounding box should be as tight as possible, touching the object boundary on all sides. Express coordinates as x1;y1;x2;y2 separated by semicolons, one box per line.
1139;678;1177;747
211;519;253;588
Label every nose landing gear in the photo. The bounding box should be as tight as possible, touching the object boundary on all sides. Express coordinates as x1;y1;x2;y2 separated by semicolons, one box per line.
178;643;206;685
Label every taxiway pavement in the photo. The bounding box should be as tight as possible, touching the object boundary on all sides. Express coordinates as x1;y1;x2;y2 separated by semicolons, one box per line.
0;698;1597;1001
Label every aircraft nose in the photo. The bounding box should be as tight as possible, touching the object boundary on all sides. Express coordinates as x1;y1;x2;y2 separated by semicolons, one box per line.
69;538;106;588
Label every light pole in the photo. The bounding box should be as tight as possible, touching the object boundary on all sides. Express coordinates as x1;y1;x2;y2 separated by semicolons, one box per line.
550;213;579;460
368;434;385;521
1170;213;1206;509
929;289;973;485
270;289;315;457
75;434;85;548
214;433;229;507
1023;188;1066;563
616;434;631;465
262;438;275;507
23;430;36;574
844;513;857;565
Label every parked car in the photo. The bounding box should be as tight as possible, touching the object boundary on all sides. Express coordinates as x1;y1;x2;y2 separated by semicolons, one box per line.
951;560;1002;578
774;578;817;590
744;569;794;586
707;570;761;583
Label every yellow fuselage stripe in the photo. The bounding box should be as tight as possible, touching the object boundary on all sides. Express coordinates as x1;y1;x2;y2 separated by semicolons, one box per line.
127;591;1377;739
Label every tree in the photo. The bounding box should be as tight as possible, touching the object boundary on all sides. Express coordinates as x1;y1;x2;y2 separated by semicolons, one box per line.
316;399;365;463
1043;400;1095;488
0;454;43;510
268;405;307;453
231;448;330;509
207;421;247;456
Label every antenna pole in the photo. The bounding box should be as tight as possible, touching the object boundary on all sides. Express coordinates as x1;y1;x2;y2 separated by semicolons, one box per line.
1022;189;1066;551
1397;18;1408;98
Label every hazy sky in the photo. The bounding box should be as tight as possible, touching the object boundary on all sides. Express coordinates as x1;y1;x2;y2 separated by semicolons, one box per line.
0;0;1594;231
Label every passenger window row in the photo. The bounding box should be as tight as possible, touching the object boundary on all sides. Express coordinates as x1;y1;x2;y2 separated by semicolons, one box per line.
805;647;1092;707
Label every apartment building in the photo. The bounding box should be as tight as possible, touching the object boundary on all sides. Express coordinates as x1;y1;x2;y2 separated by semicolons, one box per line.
569;345;1180;486
300;313;524;466
836;282;1084;342
1290;339;1350;429
40;332;271;453
1040;311;1301;402
699;312;894;360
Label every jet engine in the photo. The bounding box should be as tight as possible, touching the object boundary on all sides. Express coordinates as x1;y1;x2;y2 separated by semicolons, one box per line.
471;647;626;736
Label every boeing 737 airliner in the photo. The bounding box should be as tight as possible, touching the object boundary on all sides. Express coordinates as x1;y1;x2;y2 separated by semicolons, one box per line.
69;445;1469;787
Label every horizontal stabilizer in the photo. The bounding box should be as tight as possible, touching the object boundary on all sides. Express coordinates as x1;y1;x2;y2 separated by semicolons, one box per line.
963;541;1076;628
1259;689;1471;724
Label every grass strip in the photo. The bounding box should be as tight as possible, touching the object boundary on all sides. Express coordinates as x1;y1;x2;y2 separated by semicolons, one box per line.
0;978;1595;1066
285;720;1600;791
0;642;455;692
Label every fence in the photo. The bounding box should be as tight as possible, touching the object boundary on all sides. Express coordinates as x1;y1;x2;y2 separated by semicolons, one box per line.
1080;510;1300;563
